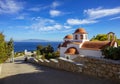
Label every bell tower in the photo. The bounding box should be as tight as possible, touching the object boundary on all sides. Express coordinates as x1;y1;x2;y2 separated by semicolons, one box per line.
73;28;89;42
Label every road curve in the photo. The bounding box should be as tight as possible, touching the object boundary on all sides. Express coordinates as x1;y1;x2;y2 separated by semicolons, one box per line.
0;56;119;84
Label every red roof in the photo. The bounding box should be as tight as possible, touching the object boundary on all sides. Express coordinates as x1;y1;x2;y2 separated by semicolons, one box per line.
81;41;111;50
74;28;87;34
64;35;73;39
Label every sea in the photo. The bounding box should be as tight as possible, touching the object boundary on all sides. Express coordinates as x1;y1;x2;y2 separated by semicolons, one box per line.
14;42;61;52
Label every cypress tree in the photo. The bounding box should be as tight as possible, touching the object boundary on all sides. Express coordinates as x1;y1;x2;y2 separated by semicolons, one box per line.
0;33;7;63
7;38;14;57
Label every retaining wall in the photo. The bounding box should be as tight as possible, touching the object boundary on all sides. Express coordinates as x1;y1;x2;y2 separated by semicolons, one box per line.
28;56;120;81
78;56;120;80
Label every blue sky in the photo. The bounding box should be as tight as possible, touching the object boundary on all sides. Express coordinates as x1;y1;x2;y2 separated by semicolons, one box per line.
0;0;120;41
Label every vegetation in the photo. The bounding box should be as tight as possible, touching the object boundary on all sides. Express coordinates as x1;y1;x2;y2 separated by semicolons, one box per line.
91;34;120;60
101;46;120;60
7;38;14;57
36;44;60;59
90;34;120;45
90;34;108;41
0;33;14;63
117;39;120;46
14;52;24;57
0;33;7;63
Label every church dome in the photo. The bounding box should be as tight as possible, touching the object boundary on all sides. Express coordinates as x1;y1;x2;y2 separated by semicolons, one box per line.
64;34;73;39
74;28;87;34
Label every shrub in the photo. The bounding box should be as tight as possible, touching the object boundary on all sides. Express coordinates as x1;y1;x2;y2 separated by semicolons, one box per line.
101;46;120;60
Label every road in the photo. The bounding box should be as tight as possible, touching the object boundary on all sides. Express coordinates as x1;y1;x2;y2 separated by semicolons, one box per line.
0;56;119;84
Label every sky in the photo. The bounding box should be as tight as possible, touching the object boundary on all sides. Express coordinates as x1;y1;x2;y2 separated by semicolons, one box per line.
0;0;120;41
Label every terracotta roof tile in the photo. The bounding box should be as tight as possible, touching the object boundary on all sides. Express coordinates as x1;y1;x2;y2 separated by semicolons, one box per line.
64;34;73;39
81;41;111;50
74;28;87;34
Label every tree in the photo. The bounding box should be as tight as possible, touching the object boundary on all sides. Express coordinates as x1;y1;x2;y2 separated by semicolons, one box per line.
90;34;117;41
36;44;55;59
90;34;108;41
7;38;14;57
36;45;43;55
101;46;120;60
117;39;120;46
0;33;14;63
46;44;54;53
0;33;7;63
52;51;60;57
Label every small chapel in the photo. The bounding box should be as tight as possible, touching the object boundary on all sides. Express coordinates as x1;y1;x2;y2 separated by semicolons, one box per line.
58;28;118;59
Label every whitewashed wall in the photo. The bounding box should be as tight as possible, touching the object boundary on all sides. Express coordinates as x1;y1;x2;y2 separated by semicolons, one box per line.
60;47;67;58
67;43;80;49
79;49;103;57
65;54;78;59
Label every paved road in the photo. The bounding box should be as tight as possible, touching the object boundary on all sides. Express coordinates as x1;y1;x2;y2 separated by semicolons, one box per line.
0;56;119;84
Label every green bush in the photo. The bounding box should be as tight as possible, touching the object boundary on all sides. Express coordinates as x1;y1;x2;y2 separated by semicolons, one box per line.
36;44;59;59
45;53;57;60
101;46;120;60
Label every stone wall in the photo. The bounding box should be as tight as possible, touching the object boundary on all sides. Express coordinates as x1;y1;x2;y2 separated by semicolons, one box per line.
28;57;83;73
28;56;120;81
79;56;120;80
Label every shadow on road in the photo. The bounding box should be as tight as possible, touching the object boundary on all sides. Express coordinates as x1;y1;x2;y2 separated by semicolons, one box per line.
0;62;119;84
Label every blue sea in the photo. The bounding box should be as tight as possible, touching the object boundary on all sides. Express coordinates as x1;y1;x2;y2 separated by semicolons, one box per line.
14;42;61;52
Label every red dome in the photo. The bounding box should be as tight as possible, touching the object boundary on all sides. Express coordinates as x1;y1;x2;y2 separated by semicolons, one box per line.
64;34;73;39
74;28;87;34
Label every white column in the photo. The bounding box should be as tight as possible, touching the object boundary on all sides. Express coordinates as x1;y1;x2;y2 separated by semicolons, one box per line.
11;50;14;63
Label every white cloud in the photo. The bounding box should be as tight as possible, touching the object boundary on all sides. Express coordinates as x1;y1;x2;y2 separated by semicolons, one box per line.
51;1;60;8
0;0;23;14
84;7;120;19
66;7;120;26
110;16;120;20
64;25;71;29
67;19;97;25
28;5;49;12
49;10;61;17
25;17;66;31
25;17;72;32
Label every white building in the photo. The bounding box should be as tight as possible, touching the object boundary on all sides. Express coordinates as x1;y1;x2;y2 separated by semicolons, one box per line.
58;28;118;59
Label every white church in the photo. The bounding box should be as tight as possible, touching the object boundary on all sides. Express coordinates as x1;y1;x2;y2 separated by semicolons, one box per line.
58;28;118;59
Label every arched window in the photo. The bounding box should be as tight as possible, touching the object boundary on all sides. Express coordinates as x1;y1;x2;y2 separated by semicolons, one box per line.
80;35;83;39
75;35;78;40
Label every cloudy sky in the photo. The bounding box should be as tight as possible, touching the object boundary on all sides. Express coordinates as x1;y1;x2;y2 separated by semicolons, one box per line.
0;0;120;41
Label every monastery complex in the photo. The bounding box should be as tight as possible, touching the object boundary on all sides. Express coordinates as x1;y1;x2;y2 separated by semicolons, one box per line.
58;28;118;59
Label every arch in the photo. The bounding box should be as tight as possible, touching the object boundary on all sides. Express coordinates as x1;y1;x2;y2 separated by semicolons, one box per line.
65;47;79;55
107;32;115;41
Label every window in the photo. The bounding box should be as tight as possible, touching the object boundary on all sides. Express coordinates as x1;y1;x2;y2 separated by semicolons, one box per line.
80;35;83;39
75;35;78;40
